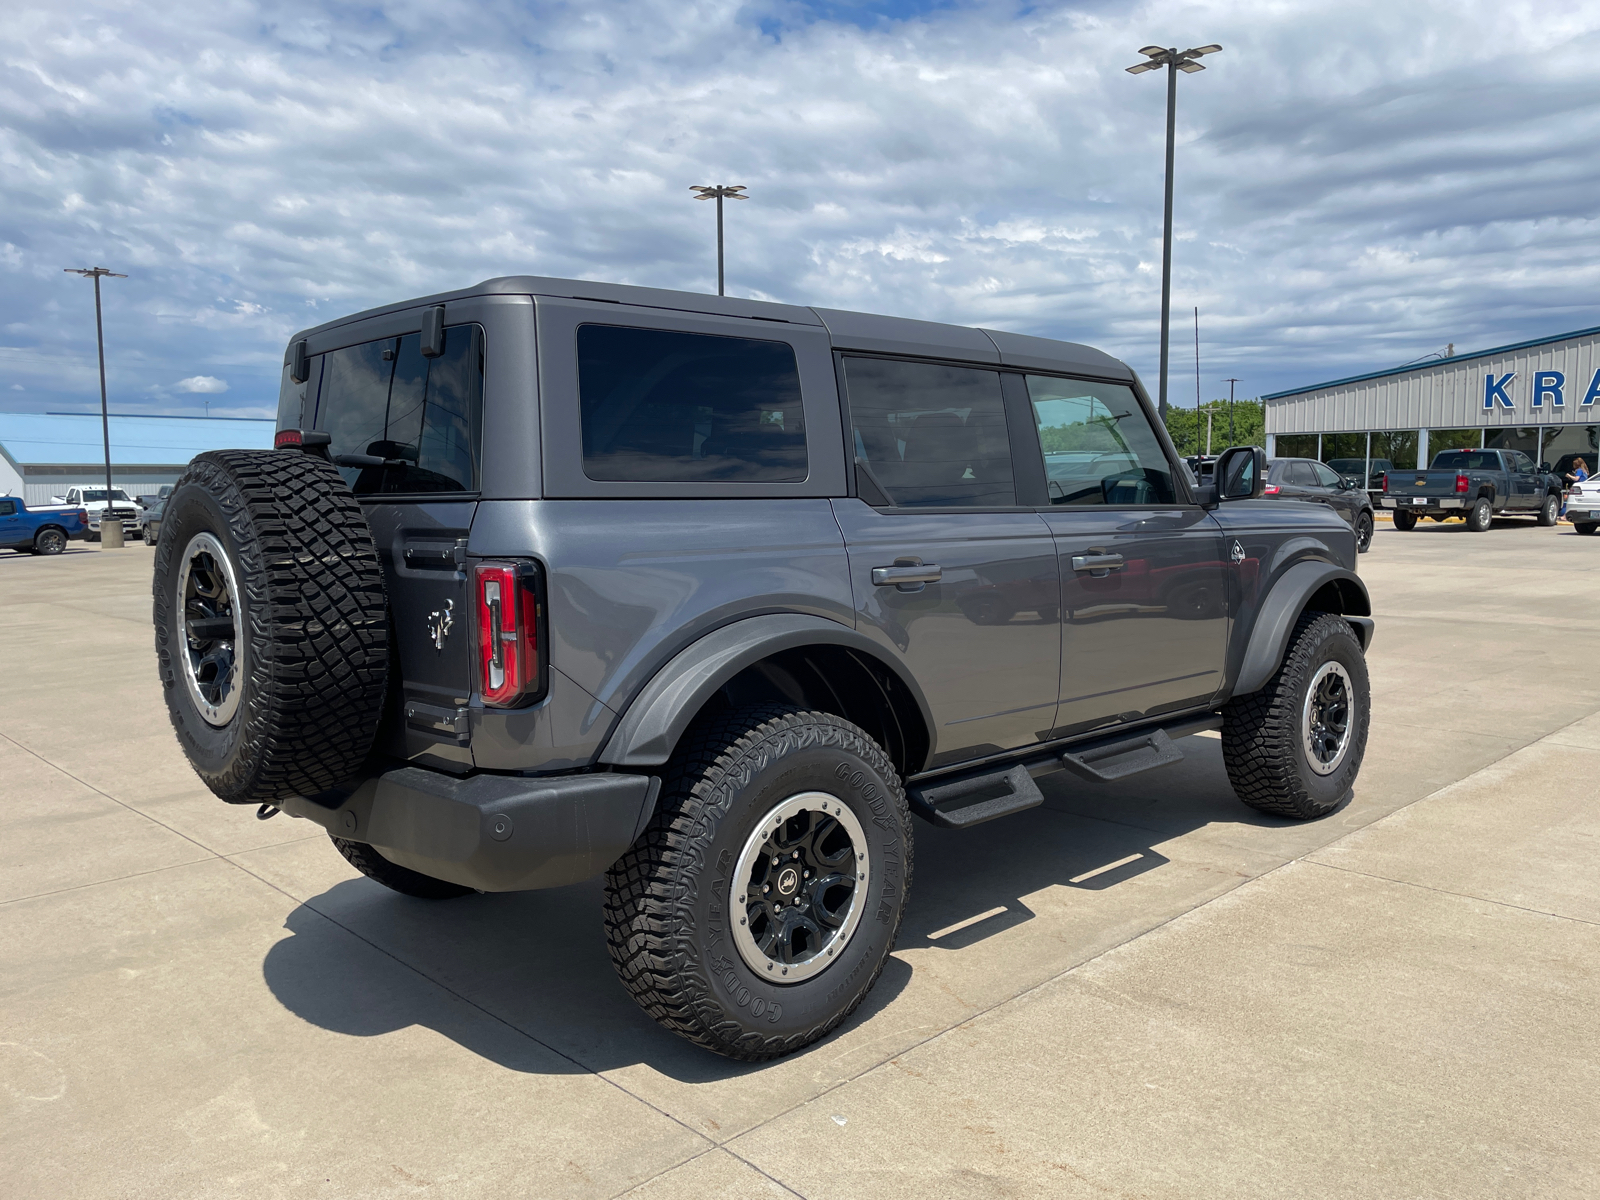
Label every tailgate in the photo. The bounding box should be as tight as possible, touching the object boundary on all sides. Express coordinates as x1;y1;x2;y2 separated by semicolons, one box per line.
1388;470;1462;497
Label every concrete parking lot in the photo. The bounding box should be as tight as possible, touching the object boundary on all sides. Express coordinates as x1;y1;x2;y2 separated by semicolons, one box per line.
4;520;1598;1199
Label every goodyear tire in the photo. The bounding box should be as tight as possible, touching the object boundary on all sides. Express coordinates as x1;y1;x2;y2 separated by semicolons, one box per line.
153;450;390;805
1221;612;1370;820
605;706;913;1061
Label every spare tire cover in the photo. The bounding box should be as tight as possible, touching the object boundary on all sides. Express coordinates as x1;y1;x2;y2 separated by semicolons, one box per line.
153;449;390;804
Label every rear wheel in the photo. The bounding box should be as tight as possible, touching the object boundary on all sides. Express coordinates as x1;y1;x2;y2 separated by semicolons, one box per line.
1392;510;1417;531
1537;493;1560;526
1576;523;1598;536
605;706;912;1061
331;837;473;899
1222;612;1370;820
1355;512;1374;553
1466;496;1493;532
153;450;390;804
31;528;66;556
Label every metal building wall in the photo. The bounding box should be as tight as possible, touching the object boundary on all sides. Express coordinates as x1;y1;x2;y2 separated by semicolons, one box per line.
1266;329;1600;435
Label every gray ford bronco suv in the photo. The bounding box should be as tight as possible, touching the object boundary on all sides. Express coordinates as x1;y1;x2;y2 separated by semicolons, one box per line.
153;275;1373;1060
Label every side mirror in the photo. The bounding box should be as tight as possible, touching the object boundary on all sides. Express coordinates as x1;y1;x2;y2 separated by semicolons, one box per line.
421;305;446;358
1541;462;1552;472
1215;445;1267;500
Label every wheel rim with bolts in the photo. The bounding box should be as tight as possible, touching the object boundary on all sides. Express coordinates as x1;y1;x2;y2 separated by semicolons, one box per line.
176;531;244;727
730;791;869;984
40;530;65;553
1302;661;1354;776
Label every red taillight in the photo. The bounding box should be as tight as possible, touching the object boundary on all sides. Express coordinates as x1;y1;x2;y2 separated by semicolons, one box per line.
76;509;88;522
274;428;303;448
1455;473;1469;494
1381;473;1389;493
475;561;546;707
1263;483;1280;495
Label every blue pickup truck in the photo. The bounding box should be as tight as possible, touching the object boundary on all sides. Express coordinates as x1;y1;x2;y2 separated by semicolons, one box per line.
0;497;89;555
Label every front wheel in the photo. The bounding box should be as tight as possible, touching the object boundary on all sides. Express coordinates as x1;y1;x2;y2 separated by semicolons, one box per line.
1392;510;1417;531
605;706;912;1061
1537;493;1560;527
1466;496;1494;532
1355;512;1374;553
31;528;67;555
1222;612;1370;820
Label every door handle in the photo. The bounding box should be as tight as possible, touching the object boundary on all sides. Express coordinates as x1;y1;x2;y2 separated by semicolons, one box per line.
1071;553;1125;574
872;562;943;586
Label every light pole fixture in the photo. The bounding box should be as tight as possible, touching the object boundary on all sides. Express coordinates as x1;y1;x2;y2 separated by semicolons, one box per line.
1223;377;1240;443
64;266;128;546
1126;42;1222;423
691;184;748;296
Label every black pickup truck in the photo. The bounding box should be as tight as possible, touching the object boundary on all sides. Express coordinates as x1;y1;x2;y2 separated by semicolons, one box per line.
1380;448;1561;531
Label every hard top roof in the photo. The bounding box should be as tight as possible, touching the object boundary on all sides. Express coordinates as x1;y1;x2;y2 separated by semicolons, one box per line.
286;275;1134;383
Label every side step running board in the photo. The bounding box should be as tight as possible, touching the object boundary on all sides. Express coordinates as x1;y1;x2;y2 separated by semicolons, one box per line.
907;764;1043;830
1058;728;1185;783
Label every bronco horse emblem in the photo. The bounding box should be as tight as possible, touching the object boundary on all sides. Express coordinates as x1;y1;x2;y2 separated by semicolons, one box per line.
427;599;454;651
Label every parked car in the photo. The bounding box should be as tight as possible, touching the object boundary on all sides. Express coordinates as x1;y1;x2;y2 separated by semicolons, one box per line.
51;486;143;541
140;498;166;545
1325;457;1394;492
1265;458;1375;552
1380;448;1562;532
154;274;1375;1062
134;485;174;510
0;497;89;555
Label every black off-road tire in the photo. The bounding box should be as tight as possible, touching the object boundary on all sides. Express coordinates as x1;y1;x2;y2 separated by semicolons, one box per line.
31;528;67;555
1221;612;1370;820
604;706;913;1061
1576;523;1598;536
1466;496;1493;532
1355;512;1374;553
1392;510;1417;531
330;836;474;900
153;450;390;805
1537;493;1560;526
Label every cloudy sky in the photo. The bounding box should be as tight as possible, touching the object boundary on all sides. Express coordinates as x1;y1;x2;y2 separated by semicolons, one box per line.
5;0;1600;417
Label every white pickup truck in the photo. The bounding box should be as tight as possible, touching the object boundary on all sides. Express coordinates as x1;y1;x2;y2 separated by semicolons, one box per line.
51;486;144;541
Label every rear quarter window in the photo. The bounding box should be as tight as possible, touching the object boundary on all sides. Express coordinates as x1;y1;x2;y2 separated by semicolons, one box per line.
577;324;807;483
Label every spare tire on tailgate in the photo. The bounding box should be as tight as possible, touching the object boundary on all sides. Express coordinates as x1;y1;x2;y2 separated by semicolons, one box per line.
153;449;390;805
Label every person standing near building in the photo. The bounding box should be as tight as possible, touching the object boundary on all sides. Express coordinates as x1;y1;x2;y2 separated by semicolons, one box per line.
1562;457;1589;518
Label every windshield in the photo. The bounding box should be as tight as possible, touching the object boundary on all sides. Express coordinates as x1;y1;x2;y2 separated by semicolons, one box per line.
82;489;132;502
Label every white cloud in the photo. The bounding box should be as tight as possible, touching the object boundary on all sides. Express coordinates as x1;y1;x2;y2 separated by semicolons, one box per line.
3;0;1600;416
174;375;228;393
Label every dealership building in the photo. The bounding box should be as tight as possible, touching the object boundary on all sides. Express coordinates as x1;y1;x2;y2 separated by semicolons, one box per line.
1262;325;1600;475
0;412;275;505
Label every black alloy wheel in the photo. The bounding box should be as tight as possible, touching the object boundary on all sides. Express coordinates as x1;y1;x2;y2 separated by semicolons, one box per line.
1355;512;1374;553
1303;663;1353;775
32;528;67;556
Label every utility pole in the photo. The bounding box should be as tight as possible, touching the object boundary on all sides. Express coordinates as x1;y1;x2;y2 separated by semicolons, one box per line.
690;184;748;296
1206;408;1214;455
1223;377;1240;443
64;266;128;548
1126;43;1222;423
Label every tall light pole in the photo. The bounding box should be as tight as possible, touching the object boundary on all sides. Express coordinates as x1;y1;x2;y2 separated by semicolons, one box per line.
1126;43;1222;424
690;184;748;296
64;266;128;546
1224;377;1240;443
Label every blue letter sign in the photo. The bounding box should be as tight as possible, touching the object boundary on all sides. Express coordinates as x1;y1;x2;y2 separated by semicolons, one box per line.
1532;371;1565;407
1583;369;1600;407
1483;372;1515;409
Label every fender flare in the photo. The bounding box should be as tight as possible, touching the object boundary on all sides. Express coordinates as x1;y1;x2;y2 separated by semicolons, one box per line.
1233;561;1373;697
597;613;935;768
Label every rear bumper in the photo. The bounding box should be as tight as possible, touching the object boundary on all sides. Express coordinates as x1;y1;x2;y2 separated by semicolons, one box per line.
1380;497;1465;509
278;767;659;892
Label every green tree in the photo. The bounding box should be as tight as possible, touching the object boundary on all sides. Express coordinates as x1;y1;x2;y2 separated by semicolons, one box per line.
1163;399;1264;456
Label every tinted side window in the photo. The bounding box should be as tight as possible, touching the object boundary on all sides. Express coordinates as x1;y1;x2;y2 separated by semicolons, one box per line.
313;325;483;494
578;325;807;483
1310;462;1342;487
1027;377;1175;506
845;357;1015;507
0;500;15;516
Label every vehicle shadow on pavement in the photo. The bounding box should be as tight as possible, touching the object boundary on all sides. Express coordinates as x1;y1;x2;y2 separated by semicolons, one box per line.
261;736;1330;1081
